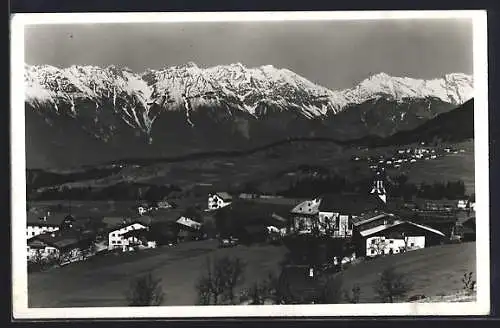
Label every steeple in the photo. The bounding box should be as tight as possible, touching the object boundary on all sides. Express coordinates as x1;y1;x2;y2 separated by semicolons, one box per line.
370;167;387;204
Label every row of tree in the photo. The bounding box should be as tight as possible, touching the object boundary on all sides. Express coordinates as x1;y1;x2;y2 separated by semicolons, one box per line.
125;255;415;306
389;174;467;200
278;172;468;200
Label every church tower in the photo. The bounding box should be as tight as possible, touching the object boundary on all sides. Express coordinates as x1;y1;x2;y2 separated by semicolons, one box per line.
370;167;387;204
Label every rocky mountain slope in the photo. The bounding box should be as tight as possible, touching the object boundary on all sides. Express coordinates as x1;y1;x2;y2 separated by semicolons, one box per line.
25;63;473;168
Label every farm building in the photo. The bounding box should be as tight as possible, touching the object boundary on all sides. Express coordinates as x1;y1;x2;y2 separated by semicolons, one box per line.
27;230;96;265
207;192;233;211
26;211;62;239
352;218;446;258
176;216;202;231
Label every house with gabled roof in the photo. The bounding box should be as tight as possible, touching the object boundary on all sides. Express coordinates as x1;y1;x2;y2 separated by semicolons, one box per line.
353;218;446;258
27;229;96;265
106;221;148;252
208;192;233;211
26;211;66;239
314;193;387;238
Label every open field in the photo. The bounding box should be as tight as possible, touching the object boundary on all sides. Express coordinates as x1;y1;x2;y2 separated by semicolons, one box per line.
28;241;475;307
340;242;476;303
28;240;288;307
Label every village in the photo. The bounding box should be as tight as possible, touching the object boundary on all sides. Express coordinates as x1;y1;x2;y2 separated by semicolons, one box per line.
352;144;467;171
26;170;476;279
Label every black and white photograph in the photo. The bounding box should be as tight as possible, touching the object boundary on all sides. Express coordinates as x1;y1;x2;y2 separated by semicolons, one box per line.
11;11;489;319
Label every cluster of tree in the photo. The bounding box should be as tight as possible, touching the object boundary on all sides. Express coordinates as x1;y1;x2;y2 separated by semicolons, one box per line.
31;183;182;201
125;273;165;306
196;256;247;305
389;174;467;200
279;170;468;200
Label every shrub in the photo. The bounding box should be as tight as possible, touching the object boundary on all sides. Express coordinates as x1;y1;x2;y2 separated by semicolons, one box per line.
125;272;164;306
343;284;361;304
373;267;412;303
462;272;476;295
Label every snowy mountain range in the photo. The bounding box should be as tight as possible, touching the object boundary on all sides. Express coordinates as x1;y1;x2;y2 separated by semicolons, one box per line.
24;63;473;168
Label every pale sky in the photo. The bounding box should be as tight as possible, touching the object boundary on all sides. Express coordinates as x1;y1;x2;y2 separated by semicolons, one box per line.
24;19;473;90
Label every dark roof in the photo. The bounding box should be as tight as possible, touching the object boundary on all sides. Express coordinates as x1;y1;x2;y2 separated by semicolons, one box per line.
102;216;131;228
121;228;150;239
26;211;69;227
213;192;233;201
105;221;148;234
219;199;293;226
243;224;268;234
318;193;385;215
350;211;396;226
148;209;185;222
28;230;94;250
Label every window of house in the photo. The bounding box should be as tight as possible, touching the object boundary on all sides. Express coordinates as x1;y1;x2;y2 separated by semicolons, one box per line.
389;240;394;244
371;239;376;244
371;250;375;255
410;243;415;247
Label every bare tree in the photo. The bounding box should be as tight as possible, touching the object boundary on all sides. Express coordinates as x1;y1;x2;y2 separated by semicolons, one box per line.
373;267;412;303
126;272;164;306
317;274;344;304
343;284;361;304
195;256;246;305
462;272;476;295
368;237;388;257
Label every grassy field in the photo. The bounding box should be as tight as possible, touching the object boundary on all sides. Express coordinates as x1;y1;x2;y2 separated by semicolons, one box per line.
28;241;475;307
339;242;476;303
28;240;288;307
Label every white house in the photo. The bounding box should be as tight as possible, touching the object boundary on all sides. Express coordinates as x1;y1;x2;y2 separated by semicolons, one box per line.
26;211;63;239
176;216;202;230
357;220;445;258
457;200;468;210
107;222;148;251
208;192;233;211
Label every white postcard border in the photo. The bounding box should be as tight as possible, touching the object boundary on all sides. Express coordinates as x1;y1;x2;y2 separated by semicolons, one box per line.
11;10;490;319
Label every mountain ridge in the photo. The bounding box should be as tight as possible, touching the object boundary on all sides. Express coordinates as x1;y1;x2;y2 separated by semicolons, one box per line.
24;63;474;168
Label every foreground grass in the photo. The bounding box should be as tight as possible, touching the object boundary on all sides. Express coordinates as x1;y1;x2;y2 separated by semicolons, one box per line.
28;241;475;307
339;242;476;303
28;240;287;307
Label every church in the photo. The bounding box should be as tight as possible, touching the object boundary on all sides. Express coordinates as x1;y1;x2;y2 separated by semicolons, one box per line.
287;167;389;238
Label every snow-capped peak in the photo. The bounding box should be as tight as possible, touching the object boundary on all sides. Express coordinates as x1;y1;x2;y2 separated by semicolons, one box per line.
342;71;473;105
24;62;473;136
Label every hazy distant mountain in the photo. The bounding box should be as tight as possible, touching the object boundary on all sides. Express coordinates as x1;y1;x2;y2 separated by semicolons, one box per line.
24;63;473;168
